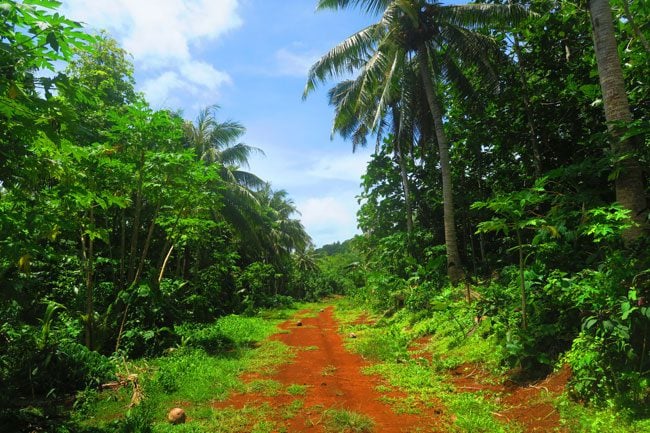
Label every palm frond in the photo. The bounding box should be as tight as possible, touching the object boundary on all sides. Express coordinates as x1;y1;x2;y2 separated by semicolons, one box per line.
231;169;266;190
220;142;264;168
316;0;393;16
434;3;530;30
304;23;383;98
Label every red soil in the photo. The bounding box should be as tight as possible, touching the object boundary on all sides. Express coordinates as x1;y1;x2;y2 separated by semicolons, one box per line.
215;306;448;432
450;363;571;432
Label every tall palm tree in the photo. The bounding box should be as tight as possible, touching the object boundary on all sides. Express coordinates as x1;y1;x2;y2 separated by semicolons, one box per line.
588;0;647;241
305;0;526;284
184;106;269;252
327;77;419;235
184;105;265;190
257;185;312;258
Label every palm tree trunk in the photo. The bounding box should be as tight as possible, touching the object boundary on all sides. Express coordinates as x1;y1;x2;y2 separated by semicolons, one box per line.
418;48;464;284
396;142;414;235
589;0;647;241
392;106;414;235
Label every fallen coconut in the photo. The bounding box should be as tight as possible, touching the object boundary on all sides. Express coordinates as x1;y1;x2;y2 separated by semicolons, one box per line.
167;407;186;425
296;320;303;326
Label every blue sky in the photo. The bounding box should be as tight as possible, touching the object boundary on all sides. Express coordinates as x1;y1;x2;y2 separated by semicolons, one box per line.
61;0;378;247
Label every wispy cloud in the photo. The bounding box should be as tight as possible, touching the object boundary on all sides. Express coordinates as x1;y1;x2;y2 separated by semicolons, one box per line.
274;47;319;77
308;153;370;182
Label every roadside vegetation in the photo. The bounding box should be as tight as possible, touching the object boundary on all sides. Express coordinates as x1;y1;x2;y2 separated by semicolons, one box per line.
1;0;648;432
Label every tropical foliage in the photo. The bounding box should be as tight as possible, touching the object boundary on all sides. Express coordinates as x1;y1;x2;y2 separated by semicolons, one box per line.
306;0;649;416
0;2;330;430
1;0;648;431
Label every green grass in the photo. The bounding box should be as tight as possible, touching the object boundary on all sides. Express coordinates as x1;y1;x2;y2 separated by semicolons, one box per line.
447;393;520;433
286;383;308;396
555;395;650;433
72;307;300;432
322;409;375;433
331;297;649;433
331;298;519;432
245;379;283;396
281;399;304;419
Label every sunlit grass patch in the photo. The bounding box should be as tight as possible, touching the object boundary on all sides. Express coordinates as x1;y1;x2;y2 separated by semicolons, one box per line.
246;379;283;397
322;408;374;433
555;394;650;433
286;384;308;396
448;393;521;433
73;304;302;432
247;340;295;376
205;403;276;433
377;394;422;415
363;362;449;395
346;325;409;362
299;345;319;351
281;399;304;419
374;384;391;393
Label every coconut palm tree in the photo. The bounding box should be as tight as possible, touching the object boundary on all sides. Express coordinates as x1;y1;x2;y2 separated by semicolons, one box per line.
184;106;270;254
184;105;265;190
305;0;526;284
327;69;425;236
255;185;312;260
588;0;647;241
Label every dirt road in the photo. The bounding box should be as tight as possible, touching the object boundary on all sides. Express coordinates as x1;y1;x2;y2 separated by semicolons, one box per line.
216;306;445;432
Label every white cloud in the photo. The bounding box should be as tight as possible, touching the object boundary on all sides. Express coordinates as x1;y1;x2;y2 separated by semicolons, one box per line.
140;71;185;108
63;0;242;64
180;61;231;91
62;0;241;113
141;62;232;110
275;48;319;77
298;195;359;246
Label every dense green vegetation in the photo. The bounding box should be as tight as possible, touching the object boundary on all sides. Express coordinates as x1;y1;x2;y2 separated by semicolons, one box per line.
1;0;648;431
304;0;649;422
0;2;344;431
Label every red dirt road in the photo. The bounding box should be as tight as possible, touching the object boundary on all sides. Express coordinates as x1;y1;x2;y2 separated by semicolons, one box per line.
216;306;446;432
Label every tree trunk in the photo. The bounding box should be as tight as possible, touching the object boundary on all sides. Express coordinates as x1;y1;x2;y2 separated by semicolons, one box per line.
158;244;174;283
119;208;126;284
127;151;145;281
82;207;95;349
133;204;160;286
418;48;464;284
511;32;542;179
517;229;527;329
589;0;647;241
392;106;414;235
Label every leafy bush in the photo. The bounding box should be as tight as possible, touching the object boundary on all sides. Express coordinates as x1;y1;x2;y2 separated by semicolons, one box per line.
237;262;278;314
